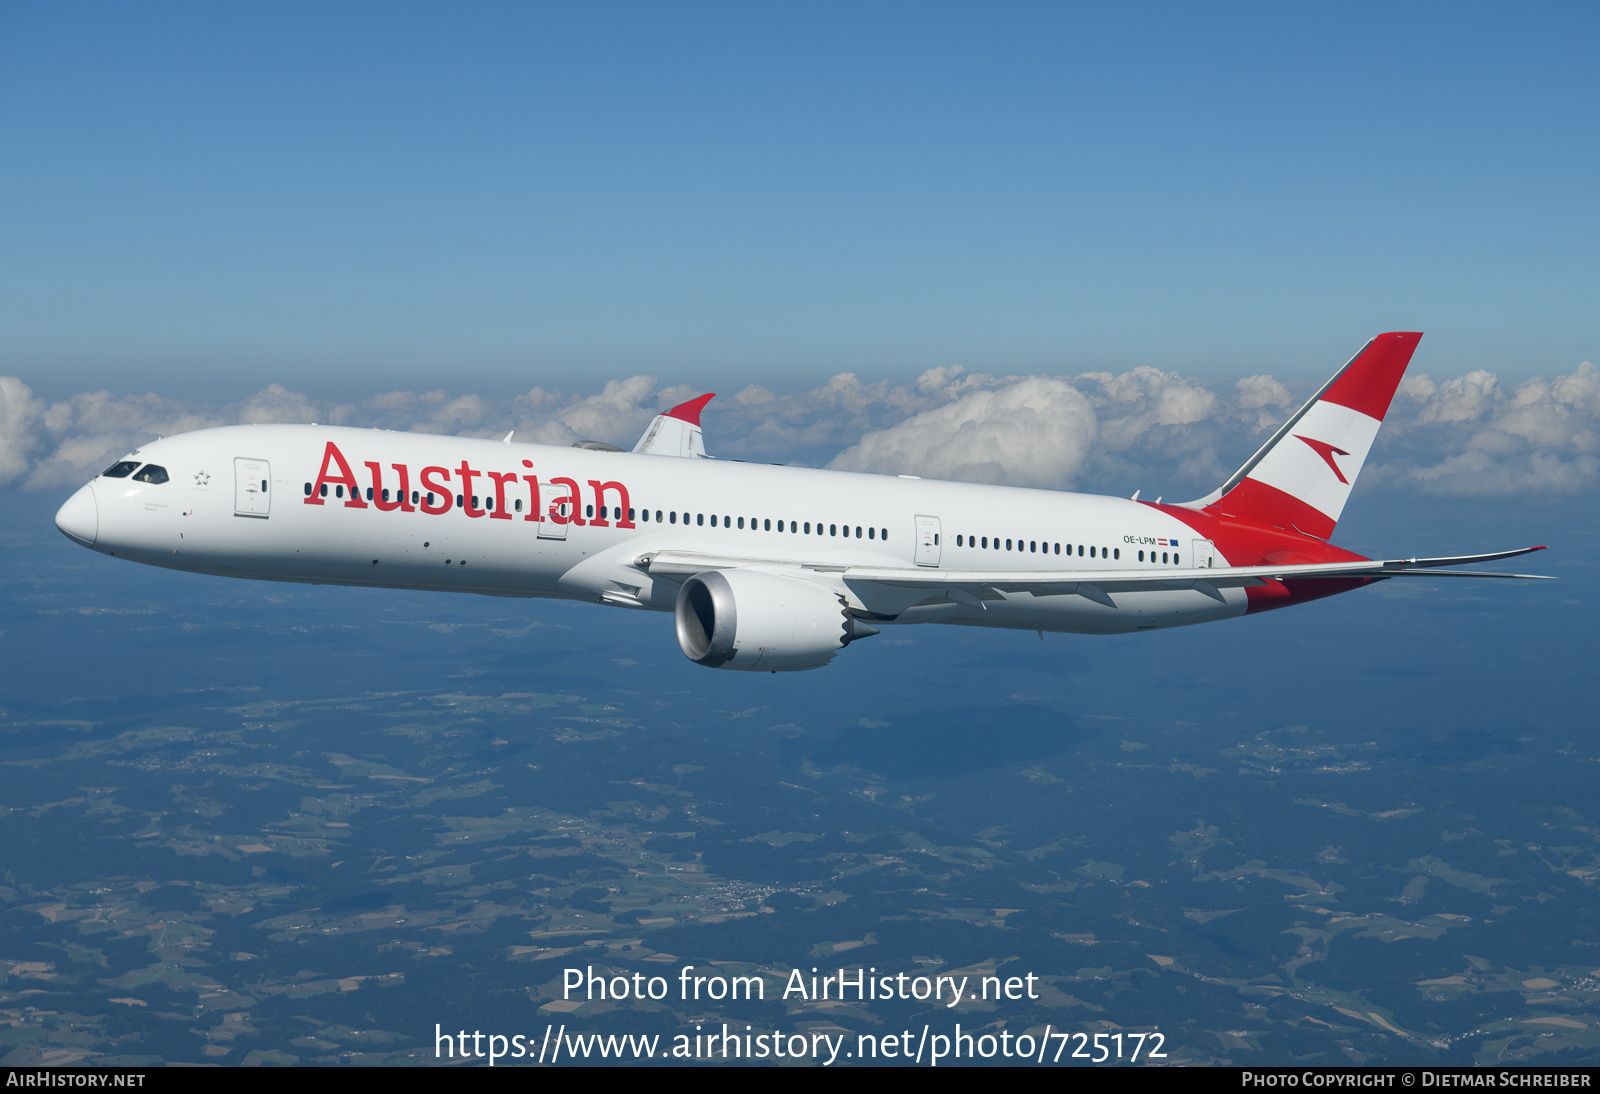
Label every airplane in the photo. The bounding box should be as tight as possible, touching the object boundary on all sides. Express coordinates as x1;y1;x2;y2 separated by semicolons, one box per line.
53;332;1549;672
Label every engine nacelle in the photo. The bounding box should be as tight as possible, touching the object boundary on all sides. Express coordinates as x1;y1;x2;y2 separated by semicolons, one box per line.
674;569;878;671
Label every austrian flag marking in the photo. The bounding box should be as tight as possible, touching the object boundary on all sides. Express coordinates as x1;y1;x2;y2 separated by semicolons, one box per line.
302;441;634;526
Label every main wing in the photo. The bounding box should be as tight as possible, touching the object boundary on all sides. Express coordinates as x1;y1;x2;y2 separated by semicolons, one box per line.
641;546;1551;609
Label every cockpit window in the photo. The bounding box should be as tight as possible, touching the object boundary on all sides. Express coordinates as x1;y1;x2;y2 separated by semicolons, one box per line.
131;464;169;484
101;461;140;478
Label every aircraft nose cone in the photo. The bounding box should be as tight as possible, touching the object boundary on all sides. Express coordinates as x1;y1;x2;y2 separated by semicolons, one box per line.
55;484;98;547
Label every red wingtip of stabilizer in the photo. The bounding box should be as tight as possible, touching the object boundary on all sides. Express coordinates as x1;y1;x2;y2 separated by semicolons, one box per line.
664;393;715;426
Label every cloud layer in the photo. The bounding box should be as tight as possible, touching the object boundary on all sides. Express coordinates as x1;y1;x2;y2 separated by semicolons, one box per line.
4;360;1596;499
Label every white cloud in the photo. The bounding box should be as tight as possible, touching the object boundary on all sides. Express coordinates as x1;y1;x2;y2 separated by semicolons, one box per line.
4;359;1597;498
1413;370;1500;425
828;378;1099;488
0;377;49;485
1372;361;1599;495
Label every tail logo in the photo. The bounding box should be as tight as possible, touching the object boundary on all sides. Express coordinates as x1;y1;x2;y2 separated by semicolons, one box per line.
1294;435;1352;485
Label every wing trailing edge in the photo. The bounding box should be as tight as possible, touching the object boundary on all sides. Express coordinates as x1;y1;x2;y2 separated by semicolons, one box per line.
836;545;1551;593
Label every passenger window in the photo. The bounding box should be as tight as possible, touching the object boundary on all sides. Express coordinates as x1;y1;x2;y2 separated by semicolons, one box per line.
303;482;312;496
367;487;374;501
804;522;811;533
656;511;663;522
1054;543;1060;555
869;527;876;540
1030;541;1036;553
132;464;169;484
1006;539;1012;550
1113;548;1119;559
101;461;140;478
1139;550;1145;561
1090;546;1095;557
336;485;345;498
765;519;771;531
829;524;836;536
515;499;523;512
320;484;328;497
412;491;420;505
670;511;677;524
697;514;704;526
586;504;594;518
880;529;887;541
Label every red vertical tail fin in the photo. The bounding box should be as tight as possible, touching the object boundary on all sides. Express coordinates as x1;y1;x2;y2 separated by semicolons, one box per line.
1187;332;1422;538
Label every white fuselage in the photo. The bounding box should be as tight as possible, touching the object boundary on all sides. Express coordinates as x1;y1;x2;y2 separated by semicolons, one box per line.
56;424;1249;635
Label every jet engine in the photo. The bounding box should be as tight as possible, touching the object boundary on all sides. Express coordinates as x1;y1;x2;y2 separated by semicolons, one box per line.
674;569;878;671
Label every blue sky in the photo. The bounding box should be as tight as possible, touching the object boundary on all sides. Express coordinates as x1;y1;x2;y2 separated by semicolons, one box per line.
2;1;1595;402
1;11;1595;1064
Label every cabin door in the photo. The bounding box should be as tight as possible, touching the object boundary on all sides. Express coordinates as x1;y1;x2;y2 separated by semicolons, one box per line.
234;458;271;517
914;515;942;567
1192;539;1216;568
538;498;571;540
